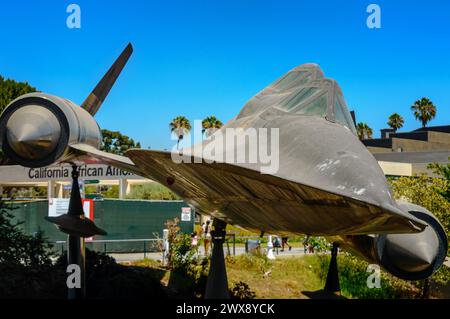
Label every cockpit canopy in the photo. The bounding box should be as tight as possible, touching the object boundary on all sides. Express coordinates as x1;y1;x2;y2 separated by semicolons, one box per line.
237;64;357;135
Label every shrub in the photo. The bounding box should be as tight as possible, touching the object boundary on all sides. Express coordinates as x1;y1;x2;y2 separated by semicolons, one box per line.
165;218;197;270
56;249;167;299
229;254;272;276
390;174;449;239
0;201;54;266
164;218;209;297
308;254;421;299
0;200;64;298
230;281;256;299
0;199;166;298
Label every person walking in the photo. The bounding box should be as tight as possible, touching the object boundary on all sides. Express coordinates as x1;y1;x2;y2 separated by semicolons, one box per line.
280;236;292;252
202;220;212;256
191;231;199;254
303;237;308;254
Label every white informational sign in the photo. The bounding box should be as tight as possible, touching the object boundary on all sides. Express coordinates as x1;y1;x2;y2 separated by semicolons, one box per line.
48;198;70;217
83;201;90;218
181;207;191;221
48;198;90;219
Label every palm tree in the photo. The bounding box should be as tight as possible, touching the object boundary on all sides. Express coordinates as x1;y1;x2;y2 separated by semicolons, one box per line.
170;116;191;150
387;113;404;132
202;116;223;138
411;97;436;128
356;122;373;140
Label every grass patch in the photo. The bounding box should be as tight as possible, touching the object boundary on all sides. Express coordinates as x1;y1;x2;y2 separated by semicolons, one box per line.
129;254;324;299
305;254;423;299
226;254;322;298
129;253;449;299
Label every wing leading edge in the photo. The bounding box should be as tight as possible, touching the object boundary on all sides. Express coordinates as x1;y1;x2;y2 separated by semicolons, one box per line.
67;144;144;177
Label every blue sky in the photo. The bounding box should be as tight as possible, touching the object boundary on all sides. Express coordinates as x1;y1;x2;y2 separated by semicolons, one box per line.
0;0;449;150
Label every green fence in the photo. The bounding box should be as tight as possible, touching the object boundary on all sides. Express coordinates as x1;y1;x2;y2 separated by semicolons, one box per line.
7;199;195;253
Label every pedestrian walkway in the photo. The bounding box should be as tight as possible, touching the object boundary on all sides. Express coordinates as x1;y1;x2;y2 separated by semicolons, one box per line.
110;245;311;263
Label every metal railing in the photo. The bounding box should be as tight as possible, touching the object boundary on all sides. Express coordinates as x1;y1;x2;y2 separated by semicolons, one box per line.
225;233;236;256
54;235;238;257
53;234;288;259
55;238;163;259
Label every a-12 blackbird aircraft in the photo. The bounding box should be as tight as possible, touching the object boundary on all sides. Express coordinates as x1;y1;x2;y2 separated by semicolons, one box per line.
0;43;447;282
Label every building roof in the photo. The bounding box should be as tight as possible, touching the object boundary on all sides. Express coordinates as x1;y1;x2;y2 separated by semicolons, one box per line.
413;125;450;133
362;124;450;152
373;150;450;164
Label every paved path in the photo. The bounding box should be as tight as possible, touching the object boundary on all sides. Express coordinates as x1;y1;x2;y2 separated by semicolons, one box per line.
110;246;450;269
111;246;308;263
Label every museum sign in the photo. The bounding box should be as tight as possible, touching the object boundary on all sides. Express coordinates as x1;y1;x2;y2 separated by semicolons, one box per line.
0;164;141;183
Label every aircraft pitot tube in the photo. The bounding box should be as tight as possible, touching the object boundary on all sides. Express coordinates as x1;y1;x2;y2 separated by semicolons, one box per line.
332;201;447;280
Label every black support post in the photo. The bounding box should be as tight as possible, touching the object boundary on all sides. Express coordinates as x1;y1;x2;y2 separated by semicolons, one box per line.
324;242;340;294
205;219;229;299
66;166;86;299
46;165;106;300
67;233;86;299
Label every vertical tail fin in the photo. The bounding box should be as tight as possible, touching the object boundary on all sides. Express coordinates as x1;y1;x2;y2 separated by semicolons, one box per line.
350;110;357;127
81;43;133;115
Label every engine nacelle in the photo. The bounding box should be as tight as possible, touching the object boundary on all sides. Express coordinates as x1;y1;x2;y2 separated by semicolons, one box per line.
0;92;101;168
337;202;447;280
375;202;448;280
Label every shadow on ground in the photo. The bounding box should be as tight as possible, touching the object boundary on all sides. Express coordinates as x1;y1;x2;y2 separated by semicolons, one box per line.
302;290;347;299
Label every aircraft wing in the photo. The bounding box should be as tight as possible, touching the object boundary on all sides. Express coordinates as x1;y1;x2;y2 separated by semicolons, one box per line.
67;144;144;176
124;149;426;236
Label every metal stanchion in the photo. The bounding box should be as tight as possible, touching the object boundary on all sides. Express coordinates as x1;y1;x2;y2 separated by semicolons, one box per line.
233;234;236;256
144;241;147;259
324;242;341;294
205;219;229;299
45;165;107;299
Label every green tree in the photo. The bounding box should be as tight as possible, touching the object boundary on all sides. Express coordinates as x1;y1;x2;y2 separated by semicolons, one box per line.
100;129;141;155
0;201;54;267
387;113;404;132
0;76;36;114
104;185;119;199
389;175;449;237
427;158;450;200
170;116;191;150
202;116;223;138
356;122;373;140
411;97;436;128
127;183;179;200
0;76;37;164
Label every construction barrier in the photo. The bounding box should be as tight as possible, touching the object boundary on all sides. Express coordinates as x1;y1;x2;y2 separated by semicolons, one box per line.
6;199;195;253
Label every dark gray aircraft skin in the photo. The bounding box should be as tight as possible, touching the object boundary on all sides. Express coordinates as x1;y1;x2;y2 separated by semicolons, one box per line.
0;44;447;281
